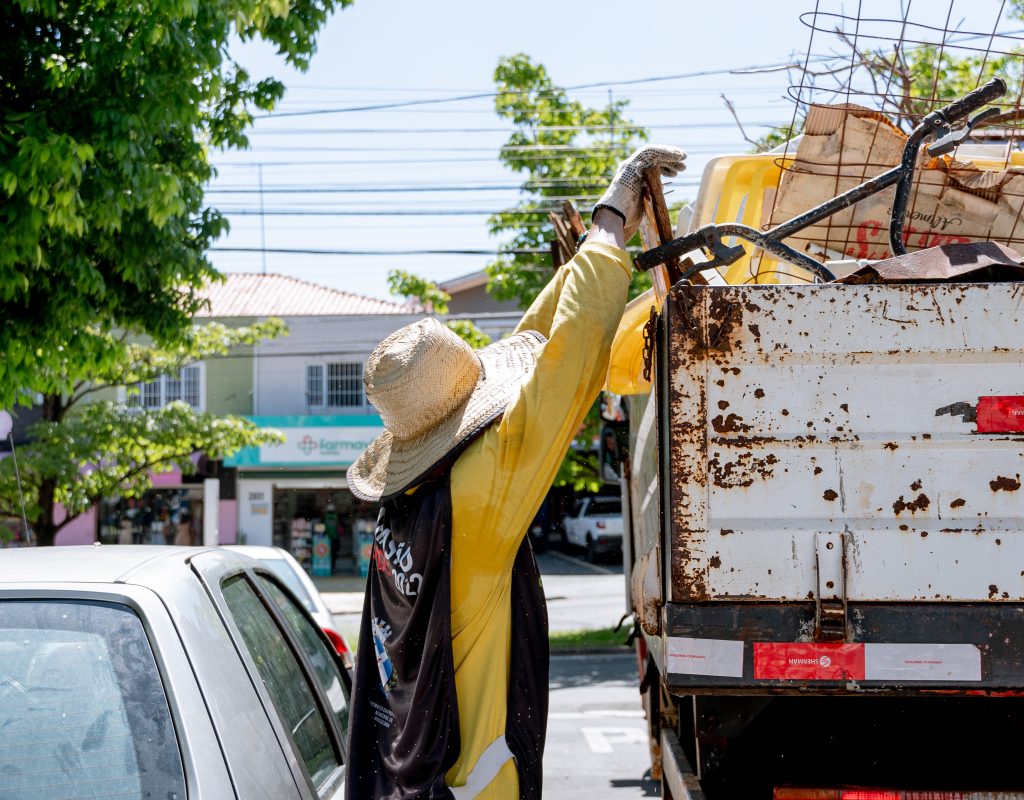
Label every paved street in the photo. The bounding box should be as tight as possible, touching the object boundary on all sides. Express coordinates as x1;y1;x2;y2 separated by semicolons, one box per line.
545;653;657;798
325;554;653;797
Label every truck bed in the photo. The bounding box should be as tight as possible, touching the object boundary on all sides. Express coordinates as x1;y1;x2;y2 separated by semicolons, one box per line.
629;280;1024;693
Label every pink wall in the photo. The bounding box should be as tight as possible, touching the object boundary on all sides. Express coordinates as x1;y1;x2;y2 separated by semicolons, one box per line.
54;505;96;545
151;466;184;488
218;500;238;544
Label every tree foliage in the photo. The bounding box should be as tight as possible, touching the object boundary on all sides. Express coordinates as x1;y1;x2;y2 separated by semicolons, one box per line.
0;0;347;410
386;269;492;349
0;321;287;546
485;54;651;309
739;6;1024;151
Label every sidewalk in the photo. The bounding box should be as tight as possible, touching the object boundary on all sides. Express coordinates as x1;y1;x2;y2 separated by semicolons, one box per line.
312;573;367;614
313;551;628;633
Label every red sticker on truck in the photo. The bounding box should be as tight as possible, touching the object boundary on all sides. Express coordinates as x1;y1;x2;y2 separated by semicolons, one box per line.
754;643;981;682
977;396;1024;433
754;643;866;680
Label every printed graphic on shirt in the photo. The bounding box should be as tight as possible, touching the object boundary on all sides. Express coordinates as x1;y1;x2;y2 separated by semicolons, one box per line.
369;698;396;729
374;518;423;597
372;617;398;695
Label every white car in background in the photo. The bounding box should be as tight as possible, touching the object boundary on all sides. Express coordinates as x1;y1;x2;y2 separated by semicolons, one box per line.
562;496;625;562
226;545;354;669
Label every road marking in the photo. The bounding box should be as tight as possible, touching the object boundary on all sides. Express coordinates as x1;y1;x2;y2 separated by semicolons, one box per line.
544;548;615;576
549;710;644;719
581;726;648;753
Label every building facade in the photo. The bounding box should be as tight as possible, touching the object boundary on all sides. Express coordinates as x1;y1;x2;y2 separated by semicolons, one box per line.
6;271;524;566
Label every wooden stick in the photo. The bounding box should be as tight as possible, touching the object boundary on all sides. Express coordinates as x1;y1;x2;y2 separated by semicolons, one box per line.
641;166;706;286
561;200;587;239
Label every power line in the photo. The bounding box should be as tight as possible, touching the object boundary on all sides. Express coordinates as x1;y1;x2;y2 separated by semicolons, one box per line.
215;209;582;217
255;59;814;119
211;246;585;256
241;121;787;134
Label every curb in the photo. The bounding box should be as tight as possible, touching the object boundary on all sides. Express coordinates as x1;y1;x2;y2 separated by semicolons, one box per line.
549;646;632;657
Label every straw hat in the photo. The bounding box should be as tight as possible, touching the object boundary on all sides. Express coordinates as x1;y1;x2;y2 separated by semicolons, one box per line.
346;318;546;502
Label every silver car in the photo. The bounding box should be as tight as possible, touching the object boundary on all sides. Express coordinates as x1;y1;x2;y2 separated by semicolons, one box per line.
0;545;350;800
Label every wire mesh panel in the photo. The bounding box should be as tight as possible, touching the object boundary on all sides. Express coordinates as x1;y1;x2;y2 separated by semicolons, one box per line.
760;0;1024;272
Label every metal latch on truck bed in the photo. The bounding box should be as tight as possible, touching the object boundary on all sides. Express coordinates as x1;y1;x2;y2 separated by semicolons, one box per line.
814;531;848;641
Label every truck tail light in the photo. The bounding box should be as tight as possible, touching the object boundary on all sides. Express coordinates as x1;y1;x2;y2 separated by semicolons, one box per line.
776;790;1024;800
596;521;606;529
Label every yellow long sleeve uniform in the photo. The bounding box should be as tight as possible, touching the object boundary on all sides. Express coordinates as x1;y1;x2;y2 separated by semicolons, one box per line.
444;242;631;796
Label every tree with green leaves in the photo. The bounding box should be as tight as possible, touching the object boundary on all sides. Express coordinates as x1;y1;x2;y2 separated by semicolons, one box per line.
1;0;346;544
485;54;652;310
0;0;347;409
0;321;287;547
386;269;493;350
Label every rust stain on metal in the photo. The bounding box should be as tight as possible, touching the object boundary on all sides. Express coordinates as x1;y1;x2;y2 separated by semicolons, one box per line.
708;555;722;569
884;442;899;450
823;489;839;501
990;584;1000;599
719;529;734;536
814;466;823;475
754;388;765;399
717;400;730;410
706;293;743;353
781;408;790;416
709;452;778;488
910;478;923;491
748;323;761;338
840;403;849;412
893;493;931;515
711;413;752;434
950;498;967;508
990;475;1022;492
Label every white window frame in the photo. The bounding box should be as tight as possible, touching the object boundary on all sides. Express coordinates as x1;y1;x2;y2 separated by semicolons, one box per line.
305;361;365;411
119;363;206;412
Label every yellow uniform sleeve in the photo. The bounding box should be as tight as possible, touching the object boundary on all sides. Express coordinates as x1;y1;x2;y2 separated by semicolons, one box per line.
444;242;631;794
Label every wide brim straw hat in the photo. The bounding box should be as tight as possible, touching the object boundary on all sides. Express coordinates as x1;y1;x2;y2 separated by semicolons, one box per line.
347;318;546;502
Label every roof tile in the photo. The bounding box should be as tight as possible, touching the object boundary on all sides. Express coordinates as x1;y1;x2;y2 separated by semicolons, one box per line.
195;272;410;317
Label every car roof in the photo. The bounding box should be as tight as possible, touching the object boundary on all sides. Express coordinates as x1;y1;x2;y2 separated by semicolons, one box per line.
222;545;289;560
0;545;246;584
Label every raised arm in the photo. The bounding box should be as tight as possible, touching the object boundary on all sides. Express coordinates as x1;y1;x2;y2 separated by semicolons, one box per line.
455;145;688;563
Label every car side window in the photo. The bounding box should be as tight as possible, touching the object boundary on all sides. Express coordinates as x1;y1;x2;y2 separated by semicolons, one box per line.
258;575;350;751
221;575;340;789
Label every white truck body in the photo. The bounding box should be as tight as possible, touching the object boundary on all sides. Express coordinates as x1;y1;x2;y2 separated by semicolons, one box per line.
627;280;1024;692
624;279;1024;798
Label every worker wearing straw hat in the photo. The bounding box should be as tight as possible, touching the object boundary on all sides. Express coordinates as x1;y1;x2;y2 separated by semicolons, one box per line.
345;145;687;799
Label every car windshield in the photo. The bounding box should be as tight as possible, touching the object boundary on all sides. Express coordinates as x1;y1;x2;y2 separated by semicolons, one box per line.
258;558;318;614
0;599;185;800
585;499;622;516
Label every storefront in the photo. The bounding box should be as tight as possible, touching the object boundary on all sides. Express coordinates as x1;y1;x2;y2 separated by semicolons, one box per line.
226;415;384;575
97;459;236;547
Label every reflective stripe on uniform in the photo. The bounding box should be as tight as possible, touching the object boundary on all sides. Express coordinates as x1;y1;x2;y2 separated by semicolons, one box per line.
448;735;515;800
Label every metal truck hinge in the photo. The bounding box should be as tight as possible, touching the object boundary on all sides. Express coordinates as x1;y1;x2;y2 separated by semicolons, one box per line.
814;530;848;642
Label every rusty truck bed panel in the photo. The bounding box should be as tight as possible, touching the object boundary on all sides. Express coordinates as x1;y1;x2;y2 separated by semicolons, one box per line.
662;282;1024;604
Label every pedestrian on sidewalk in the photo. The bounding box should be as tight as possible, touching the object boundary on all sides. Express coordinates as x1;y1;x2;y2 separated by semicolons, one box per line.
344;145;686;799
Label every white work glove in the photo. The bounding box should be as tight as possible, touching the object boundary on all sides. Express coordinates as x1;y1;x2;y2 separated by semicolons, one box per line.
594;145;687;238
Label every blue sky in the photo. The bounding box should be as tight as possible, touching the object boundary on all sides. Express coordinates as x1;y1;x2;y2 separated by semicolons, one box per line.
206;0;1017;301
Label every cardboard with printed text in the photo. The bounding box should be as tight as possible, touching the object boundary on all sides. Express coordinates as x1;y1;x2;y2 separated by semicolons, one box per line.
768;103;1024;261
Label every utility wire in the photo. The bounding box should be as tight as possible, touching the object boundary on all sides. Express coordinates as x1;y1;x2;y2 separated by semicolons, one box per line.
241;121;787;134
255;59;817;119
211;246;582;256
